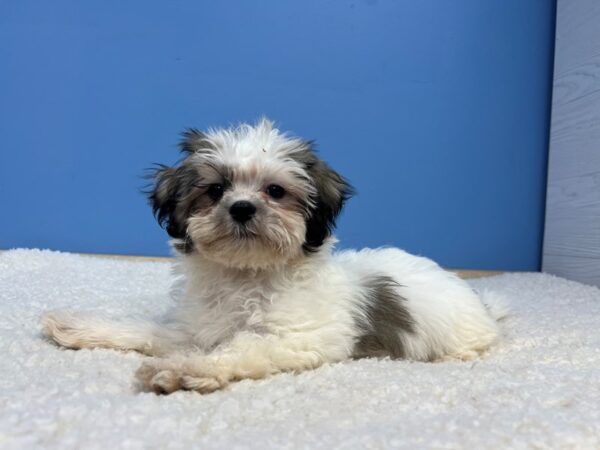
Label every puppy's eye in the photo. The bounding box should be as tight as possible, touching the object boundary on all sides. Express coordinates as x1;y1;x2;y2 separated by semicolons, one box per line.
206;183;224;201
266;184;285;199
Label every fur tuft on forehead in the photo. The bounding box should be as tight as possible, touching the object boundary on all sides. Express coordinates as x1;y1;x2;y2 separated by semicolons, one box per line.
180;119;310;168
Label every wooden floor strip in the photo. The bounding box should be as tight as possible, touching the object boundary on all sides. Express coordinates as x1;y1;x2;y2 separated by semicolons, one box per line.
1;250;506;278
76;253;505;278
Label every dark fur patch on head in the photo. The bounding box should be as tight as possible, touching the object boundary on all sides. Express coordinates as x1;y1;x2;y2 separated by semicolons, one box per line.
353;275;415;359
179;128;216;154
291;142;354;252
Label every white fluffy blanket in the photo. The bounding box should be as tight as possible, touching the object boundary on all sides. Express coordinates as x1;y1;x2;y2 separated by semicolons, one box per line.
1;249;599;449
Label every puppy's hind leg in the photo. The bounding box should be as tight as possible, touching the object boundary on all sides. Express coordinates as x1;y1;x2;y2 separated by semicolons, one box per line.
41;310;189;356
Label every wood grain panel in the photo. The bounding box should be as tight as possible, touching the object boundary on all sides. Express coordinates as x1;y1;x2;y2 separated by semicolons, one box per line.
544;207;600;258
552;1;600;74
543;0;600;286
542;253;600;287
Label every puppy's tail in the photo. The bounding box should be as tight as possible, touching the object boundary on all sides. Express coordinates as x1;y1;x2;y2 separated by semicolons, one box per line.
478;289;510;322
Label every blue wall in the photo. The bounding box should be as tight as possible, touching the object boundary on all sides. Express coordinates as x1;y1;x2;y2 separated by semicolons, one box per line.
0;1;555;270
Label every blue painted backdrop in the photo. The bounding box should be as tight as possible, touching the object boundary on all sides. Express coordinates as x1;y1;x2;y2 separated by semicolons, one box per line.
0;1;555;270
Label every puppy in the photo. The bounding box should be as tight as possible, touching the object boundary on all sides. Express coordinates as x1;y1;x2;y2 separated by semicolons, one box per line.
42;119;506;394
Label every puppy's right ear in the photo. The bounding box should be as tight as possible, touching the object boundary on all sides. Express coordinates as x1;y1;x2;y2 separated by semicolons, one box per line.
148;164;193;240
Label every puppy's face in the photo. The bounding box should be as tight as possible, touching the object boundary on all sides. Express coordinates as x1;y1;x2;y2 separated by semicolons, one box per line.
149;119;352;270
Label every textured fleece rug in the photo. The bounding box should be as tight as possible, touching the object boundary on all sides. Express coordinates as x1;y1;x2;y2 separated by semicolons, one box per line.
1;249;599;449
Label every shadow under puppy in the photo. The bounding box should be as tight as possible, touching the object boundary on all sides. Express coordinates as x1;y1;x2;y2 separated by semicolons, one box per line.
42;119;507;394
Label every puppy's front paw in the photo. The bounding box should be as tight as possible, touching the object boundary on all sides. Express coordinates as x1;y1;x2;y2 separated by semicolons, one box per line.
180;374;225;394
135;359;228;395
135;361;181;394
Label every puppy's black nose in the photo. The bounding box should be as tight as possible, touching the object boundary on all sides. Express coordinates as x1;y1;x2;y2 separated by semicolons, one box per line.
229;201;256;224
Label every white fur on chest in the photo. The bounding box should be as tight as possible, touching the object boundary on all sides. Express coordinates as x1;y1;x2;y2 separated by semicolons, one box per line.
171;247;361;352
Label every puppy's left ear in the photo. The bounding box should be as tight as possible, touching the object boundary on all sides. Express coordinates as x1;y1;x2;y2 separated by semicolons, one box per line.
303;158;354;252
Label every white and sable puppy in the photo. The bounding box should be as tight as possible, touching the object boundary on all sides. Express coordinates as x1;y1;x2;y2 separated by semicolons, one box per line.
42;119;506;394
